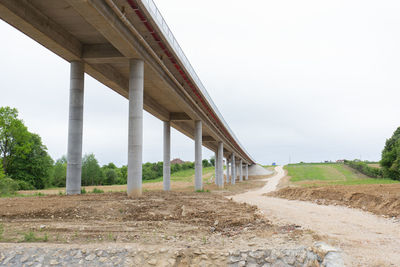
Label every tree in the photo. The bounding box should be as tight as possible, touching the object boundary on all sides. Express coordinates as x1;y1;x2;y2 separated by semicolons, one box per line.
81;153;104;185
50;156;67;187
0;107;31;174
8;133;54;189
210;156;215;167
202;159;211;168
0;161;5;180
381;127;400;180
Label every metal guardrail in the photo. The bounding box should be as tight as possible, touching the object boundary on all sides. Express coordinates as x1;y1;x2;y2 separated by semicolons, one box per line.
139;0;255;163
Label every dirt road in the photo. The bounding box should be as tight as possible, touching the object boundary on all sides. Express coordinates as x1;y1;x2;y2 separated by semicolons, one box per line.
232;166;400;267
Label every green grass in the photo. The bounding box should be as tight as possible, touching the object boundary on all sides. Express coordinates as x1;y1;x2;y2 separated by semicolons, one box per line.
91;188;104;194
143;167;215;183
285;163;399;186
22;231;48;242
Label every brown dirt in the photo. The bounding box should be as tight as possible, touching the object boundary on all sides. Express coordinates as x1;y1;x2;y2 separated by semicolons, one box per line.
0;182;314;250
270;184;400;218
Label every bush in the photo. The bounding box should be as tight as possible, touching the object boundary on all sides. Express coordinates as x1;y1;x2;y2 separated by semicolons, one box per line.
0;177;19;195
344;160;383;178
16;180;35;190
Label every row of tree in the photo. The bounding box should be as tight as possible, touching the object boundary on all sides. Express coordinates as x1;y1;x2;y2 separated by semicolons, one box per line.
0;106;216;191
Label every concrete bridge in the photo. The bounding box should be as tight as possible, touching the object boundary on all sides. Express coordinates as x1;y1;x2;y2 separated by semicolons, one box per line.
0;0;255;196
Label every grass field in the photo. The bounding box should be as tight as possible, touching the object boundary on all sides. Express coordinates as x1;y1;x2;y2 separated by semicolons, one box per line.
285;163;398;186
144;166;215;183
15;167;216;196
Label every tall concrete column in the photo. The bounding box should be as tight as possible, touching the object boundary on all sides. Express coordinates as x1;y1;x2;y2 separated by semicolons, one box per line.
231;153;236;185
214;151;218;185
66;61;84;195
127;59;144;197
226;157;230;183
239;159;243;182
163;121;171;191
246;164;249;180
217;142;224;188
194;120;203;190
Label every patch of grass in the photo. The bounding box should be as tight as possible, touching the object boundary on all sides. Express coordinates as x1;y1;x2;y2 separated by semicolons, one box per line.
22;231;48;242
143;167;215;183
91;188;104;194
195;189;210;193
285;163;399;186
81;187;86;194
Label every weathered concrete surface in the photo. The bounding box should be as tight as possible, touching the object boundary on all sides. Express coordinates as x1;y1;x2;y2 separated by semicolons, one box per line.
163;121;171;191
194;120;202;191
127;59;144;197
66;61;84;195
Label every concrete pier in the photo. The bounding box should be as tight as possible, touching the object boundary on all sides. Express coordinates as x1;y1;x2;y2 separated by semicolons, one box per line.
194;120;203;190
214;151;218;185
239;159;243;182
66;61;84;195
226;157;230;183
163;121;171;191
127;59;144;197
231;153;236;185
217;142;224;188
246;164;249;180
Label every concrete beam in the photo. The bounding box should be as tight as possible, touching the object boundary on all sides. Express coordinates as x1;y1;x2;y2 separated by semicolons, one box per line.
82;43;124;63
0;0;82;61
202;136;215;142
170;112;191;121
66;61;84;195
127;59;144;197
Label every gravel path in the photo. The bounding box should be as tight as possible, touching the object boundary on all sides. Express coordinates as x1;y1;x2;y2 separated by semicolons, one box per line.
232;166;400;266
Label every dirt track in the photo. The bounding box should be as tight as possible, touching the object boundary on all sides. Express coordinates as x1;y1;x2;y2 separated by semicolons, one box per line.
232;166;400;267
271;184;400;218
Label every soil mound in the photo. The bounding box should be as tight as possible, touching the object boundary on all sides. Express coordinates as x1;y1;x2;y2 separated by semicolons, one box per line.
271;184;400;218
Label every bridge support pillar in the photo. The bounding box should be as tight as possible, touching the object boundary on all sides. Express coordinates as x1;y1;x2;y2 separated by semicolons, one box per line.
214;151;218;185
163;121;171;191
66;61;84;195
217;142;224;188
231;153;236;185
239;159;243;182
194;120;203;191
226;157;230;183
127;59;144;197
246;164;249;180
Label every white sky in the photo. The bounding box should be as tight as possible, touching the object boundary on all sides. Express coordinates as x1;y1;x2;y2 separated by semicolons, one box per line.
1;0;400;166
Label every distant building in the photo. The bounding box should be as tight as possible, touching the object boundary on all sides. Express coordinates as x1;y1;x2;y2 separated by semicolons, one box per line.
336;160;345;163
272;162;276;166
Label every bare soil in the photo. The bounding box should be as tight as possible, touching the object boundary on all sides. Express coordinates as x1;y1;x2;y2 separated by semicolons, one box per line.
234;166;400;266
271;184;400;218
0;175;315;252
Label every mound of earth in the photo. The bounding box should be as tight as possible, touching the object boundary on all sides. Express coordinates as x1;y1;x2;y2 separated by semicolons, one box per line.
270;184;400;218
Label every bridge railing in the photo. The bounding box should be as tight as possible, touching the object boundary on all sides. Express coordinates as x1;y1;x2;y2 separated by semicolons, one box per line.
140;0;254;163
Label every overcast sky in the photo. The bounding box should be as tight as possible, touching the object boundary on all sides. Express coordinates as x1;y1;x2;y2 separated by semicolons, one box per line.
1;0;400;166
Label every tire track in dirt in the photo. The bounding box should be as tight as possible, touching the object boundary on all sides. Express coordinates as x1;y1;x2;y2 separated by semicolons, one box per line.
232;166;400;267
